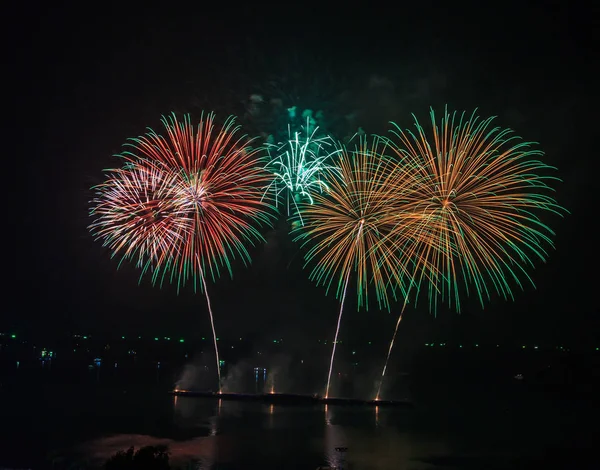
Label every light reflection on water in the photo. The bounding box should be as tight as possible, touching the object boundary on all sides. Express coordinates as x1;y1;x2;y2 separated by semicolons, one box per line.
2;374;597;470
81;396;448;469
12;384;586;470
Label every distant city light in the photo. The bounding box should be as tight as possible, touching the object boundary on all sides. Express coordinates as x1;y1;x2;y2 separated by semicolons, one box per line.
3;333;590;359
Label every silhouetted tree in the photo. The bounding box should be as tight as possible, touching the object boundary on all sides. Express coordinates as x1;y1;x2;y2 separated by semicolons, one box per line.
104;445;170;470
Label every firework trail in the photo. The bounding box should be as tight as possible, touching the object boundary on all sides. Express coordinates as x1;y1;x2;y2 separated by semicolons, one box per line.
293;136;415;398
90;113;275;392
264;118;342;224
375;107;566;398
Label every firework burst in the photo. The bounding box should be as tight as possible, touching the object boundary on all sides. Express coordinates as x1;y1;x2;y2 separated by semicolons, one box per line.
294;138;417;310
90;112;275;391
374;107;567;398
264;118;342;223
89;162;191;282
293;136;418;397
383;107;566;311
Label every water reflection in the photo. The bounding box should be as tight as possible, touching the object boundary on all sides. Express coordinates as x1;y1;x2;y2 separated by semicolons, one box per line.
173;394;201;420
347;429;449;470
324;404;331;425
84;399;450;469
324;422;346;468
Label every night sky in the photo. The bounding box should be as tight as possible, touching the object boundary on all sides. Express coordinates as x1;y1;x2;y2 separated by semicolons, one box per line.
9;3;598;348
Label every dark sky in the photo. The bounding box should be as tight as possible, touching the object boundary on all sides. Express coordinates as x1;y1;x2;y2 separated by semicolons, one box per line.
8;2;599;348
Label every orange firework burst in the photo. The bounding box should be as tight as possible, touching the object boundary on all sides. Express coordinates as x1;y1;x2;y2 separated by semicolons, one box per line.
381;107;566;312
374;107;566;399
293;136;416;311
293;136;420;397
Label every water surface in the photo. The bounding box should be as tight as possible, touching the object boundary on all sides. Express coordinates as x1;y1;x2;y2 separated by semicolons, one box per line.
0;381;596;469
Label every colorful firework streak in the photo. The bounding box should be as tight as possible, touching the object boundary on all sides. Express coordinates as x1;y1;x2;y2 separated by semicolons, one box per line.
375;107;566;398
89;162;192;280
90;113;275;391
293;136;417;398
264;119;342;223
